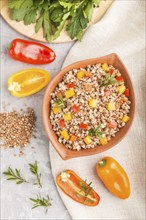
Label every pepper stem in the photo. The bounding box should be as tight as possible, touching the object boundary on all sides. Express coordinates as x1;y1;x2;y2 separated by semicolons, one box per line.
7;43;12;50
98;159;106;167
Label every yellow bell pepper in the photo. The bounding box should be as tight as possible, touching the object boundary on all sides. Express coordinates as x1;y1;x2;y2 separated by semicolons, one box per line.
77;71;85;80
102;63;108;71
8;68;50;97
64;113;72;121
65;89;75;99
100;137;108;146
60;130;70;140
117;85;126;94
52;107;61;114
107;102;116;111
122;115;130;122
89;99;97;108
84;136;92;145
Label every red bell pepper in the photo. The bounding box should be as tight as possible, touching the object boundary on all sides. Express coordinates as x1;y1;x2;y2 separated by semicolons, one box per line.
116;76;124;82
66;83;76;88
58;119;66;128
109;68;114;75
71;105;80;113
124;89;129;97
8;38;56;65
79;123;88;130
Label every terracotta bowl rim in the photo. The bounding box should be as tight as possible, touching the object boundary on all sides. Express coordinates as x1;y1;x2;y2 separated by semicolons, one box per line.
42;53;136;160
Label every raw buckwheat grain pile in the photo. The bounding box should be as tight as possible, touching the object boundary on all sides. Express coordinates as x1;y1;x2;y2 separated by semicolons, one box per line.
50;63;131;151
0;108;36;148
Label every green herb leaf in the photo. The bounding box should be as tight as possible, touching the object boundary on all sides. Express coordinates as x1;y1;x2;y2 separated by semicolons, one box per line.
29;161;42;188
102;73;117;86
3;167;28;184
30;194;52;213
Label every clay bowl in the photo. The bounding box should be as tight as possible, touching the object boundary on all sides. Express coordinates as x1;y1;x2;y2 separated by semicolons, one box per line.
42;53;135;160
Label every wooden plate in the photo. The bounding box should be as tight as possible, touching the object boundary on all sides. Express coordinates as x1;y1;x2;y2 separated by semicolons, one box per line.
0;0;113;43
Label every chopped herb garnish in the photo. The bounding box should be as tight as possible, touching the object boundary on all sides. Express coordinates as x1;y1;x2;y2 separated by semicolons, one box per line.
88;126;105;138
54;94;66;108
102;73;117;86
3;167;28;184
78;179;93;202
30;194;52;213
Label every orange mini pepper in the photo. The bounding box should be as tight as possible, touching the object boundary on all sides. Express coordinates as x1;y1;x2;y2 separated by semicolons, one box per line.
96;157;130;199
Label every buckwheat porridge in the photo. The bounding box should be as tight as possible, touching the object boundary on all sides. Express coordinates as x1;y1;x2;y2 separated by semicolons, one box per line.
50;63;131;151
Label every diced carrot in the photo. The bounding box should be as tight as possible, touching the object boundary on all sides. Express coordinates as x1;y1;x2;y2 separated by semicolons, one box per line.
85;84;92;92
70;134;78;142
85;71;93;77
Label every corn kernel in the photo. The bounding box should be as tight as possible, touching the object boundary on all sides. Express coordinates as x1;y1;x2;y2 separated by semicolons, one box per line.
107;102;116;111
64;113;72;121
84;136;92;145
77;71;85;80
117;85;126;94
122;115;130;122
89;99;97;108
60;130;70;140
65;89;75;99
52;107;61;114
100;137;108;146
102;63;108;71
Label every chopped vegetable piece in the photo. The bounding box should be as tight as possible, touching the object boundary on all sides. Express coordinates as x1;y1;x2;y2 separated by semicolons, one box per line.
116;76;124;82
124;89;129;97
122;115;130;122
100;137;108;146
77;71;85;80
85;84;92;92
58;119;66;128
102;73;116;86
107;120;117;128
89;99;97;108
65;89;75;99
117;85;126;94
70;135;78;142
60;130;69;140
71;105;80;113
52;107;61;114
8;39;56;64
66;83;76;89
64;113;72;121
109;68;114;75
96;157;130;199
104;90;111;97
79;123;88;130
107;102;116;111
85;71;92;77
56;170;100;206
84;136;92;145
8;69;50;97
102;63;108;71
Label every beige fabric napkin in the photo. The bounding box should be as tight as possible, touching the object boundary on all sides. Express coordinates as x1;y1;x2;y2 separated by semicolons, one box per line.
50;1;146;219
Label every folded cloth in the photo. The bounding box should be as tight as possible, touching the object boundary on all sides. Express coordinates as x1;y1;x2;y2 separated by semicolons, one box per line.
50;1;145;219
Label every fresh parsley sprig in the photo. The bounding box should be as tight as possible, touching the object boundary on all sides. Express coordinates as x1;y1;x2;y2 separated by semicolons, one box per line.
29;161;42;188
3;167;28;184
30;194;52;213
54;94;66;108
8;0;100;42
